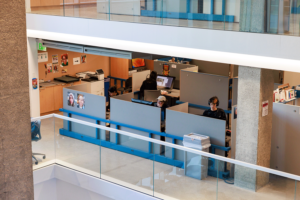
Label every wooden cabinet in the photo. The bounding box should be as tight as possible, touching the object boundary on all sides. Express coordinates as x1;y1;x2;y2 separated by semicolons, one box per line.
40;82;78;114
31;0;40;7
40;0;54;6
54;85;63;110
40;87;55;114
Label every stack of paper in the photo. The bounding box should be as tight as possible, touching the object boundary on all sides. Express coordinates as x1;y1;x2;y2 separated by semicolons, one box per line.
183;133;211;150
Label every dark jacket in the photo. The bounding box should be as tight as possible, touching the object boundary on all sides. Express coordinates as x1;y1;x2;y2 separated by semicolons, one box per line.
140;79;157;97
106;94;118;112
203;108;226;120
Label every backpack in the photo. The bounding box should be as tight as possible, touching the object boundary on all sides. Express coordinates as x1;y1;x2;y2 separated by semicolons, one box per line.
31;121;41;139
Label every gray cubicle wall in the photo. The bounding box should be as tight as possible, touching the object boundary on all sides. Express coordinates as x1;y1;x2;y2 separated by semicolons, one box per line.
180;71;229;113
154;61;197;89
166;103;227;161
271;103;300;175
110;93;162;154
63;84;106;139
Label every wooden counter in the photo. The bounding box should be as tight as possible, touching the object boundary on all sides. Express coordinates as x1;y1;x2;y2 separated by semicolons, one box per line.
40;81;79;114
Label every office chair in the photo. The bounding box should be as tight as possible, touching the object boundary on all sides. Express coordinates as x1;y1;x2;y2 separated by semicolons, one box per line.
118;77;132;93
31;120;46;165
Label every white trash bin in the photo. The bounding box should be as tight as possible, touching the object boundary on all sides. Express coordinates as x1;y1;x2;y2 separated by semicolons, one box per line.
183;133;211;180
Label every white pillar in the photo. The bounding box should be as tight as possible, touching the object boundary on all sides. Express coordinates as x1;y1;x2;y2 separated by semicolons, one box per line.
27;37;40;117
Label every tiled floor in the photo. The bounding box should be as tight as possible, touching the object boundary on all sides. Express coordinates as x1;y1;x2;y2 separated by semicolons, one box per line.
28;4;300;37
32;115;299;200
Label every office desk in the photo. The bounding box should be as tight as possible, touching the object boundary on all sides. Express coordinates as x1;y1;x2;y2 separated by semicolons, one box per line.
163;89;180;98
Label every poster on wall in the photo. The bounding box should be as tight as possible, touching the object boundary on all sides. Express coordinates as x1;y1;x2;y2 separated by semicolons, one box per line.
73;57;80;65
62;69;67;73
81;55;87;63
262;100;269;117
47;63;52;73
52;54;58;63
38;52;48;63
53;63;59;73
67;92;75;107
32;78;38;90
61;54;68;67
77;93;85;109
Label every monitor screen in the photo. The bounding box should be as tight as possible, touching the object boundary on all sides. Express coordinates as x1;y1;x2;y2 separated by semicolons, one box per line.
132;58;145;68
157;75;175;89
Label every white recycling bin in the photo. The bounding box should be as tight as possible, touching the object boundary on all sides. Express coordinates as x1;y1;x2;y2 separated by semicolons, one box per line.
183;133;211;180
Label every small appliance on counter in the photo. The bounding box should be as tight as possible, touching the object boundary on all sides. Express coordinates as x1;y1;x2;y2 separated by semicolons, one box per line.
81;69;105;96
76;71;96;79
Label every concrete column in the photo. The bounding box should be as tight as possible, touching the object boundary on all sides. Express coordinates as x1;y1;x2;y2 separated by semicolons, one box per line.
234;66;274;191
240;0;267;33
0;0;34;199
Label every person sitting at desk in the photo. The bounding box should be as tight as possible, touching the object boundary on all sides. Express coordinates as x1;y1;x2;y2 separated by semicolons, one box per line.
156;95;168;130
156;95;168;155
106;86;118;112
203;96;226;120
140;71;157;98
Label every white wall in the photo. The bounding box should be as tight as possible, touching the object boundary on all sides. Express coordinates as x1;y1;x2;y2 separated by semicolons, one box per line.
27;37;40;117
35;179;58;200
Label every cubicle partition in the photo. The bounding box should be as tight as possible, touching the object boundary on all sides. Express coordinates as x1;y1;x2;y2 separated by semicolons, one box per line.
132;70;150;92
165;103;228;177
110;93;162;154
180;71;229;115
232;78;238;106
271;103;300;176
154;61;197;89
166;103;227;159
60;84;107;144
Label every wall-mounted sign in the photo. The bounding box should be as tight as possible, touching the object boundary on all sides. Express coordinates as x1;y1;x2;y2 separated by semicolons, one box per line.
37;43;47;51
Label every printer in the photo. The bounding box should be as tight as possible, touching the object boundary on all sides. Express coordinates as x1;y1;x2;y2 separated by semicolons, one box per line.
81;69;105;96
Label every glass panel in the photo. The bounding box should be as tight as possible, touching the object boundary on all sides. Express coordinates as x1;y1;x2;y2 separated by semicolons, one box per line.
26;0;65;16
153;142;219;200
54;117;101;178
224;0;239;31
218;163;297;200
32;117;55;169
100;128;154;196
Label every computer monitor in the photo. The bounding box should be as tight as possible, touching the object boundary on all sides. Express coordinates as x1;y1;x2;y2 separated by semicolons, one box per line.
144;90;161;102
156;75;175;89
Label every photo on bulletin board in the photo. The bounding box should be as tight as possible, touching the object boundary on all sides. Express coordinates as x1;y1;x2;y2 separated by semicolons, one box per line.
47;63;52;73
61;54;68;67
62;69;67;73
53;63;59;73
77;93;85;109
52;54;58;63
38;52;48;63
73;57;80;65
81;55;87;64
67;92;75;107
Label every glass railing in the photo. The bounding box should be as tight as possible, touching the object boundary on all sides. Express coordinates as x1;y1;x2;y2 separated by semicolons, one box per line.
31;114;300;199
26;0;300;36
